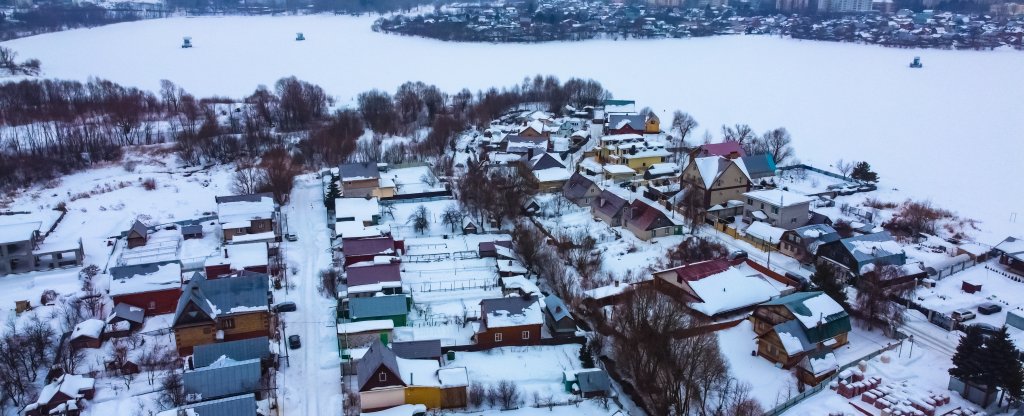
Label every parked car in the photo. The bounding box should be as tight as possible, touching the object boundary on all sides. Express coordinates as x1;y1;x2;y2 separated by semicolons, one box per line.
952;309;977;322
968;323;1000;338
274;301;297;313
727;250;748;262
285;233;298;242
288;335;301;349
978;303;1002;315
785;272;810;291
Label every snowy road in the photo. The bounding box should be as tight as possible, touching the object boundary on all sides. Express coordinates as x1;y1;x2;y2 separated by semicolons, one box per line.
901;313;958;358
277;176;343;416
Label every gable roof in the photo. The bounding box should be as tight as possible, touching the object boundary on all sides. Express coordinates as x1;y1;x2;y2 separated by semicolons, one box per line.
690;156;750;189
29;374;94;411
995;236;1024;261
345;263;402;287
745;221;787;243
108;303;145;325
744;189;815;208
576;369;610;394
740;154;778;178
391;340;442;360
770;319;813;356
157;394;257;416
663;259;731;283
838;231;905;265
357;339;403;391
193;336;271;369
530;153;566;171
339;162;381;181
762;291;851;343
562;173;598;200
608;114;645;131
342;236;397;257
217;194;276;226
625;200;678;231
349;295;408;320
480;295;543;328
108;261;182;296
128;219;149;238
543;294;572;322
173;271;269;325
700;141;746;158
183;358;262;401
593;190;628;219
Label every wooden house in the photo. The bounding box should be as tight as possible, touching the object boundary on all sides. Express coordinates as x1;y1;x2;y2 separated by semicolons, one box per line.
816;231;906;280
750;292;851;386
172;271;270;355
357;340;469;412
623;199;682;241
474;296;543;348
477;240;512;258
994;236;1024;275
342;236;404;267
680;155;752;209
69;319;104;350
779;224;840;264
22;374;95;416
542;294;576;338
126;219;149;249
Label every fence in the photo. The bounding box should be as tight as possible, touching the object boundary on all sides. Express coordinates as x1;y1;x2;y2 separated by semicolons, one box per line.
777;163;852;182
763;342;901;416
440;335;587;353
932;257;978;280
409;278;497;293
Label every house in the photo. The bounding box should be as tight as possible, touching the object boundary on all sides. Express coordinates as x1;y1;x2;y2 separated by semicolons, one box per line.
475;296;543;348
696;141;745;159
607;114;646;135
108;261;183;315
156;394;257;416
357;340;469;412
461;218;478;235
106;303;146;336
602;99;635;115
529;153;571;191
346;295;409;326
623;199;682;241
342;236;404;267
642;163;679;186
594;134;669;171
127;219;149;248
751;291;851;386
561;173;601;206
477;240;512;258
602;164;636;182
345;262;403;298
504;135;549;157
216;193;278;244
0;222;84;276
571;369;611;398
69;319;105;350
392;339;442;361
779;224;841;264
816;231;907;279
184;358;263;401
499;275;541;297
337;320;395;350
192;336;272;371
743;221;786;251
592;189;629;227
172;271;271;355
542;294;576;337
740;154;778;181
204;242;269;279
335;197;387;239
22;374;95;416
680;156;752;209
994;236;1024;275
496;259;529;277
743;189;813;230
653;259;781;317
340;162;393;199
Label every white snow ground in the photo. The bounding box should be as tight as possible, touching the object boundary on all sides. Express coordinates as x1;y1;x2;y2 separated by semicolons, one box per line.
3;15;1024;242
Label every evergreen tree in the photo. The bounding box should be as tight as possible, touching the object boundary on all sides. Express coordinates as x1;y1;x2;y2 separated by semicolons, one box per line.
324;174;340;211
981;326;1024;405
851;161;879;182
579;344;595;369
949;325;986;388
811;264;847;307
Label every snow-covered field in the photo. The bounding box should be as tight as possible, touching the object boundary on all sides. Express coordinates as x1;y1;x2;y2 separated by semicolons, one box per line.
3;15;1024;242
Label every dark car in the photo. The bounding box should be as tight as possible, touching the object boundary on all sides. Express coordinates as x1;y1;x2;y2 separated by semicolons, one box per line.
978;303;1002;315
288;335;301;349
274;301;297;313
968;323;1001;338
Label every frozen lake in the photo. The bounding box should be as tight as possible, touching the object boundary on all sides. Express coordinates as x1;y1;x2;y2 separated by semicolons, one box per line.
4;15;1024;242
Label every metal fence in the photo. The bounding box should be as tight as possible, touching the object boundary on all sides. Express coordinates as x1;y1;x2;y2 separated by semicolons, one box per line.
932;257;978;280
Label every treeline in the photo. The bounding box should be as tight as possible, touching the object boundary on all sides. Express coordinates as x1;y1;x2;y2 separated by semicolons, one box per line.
0;74;612;192
0;5;152;41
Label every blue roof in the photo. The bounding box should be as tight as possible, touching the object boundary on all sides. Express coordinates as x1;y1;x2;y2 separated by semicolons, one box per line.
193;337;271;368
349;295;408;320
170;394;257;416
183;358;262;401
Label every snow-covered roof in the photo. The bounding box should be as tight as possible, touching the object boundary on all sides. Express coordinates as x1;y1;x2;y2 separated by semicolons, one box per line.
335;221;389;239
71;319;105;340
361;404;428;416
645;163;678;177
31;374;94;410
204;242;268;270
841;232;905;264
744;189;814;207
800;351;839;377
500;275;541;295
481;296;543;328
602;164;636;175
584;283;628;300
396;357;441;387
0;221;41;244
496;259;528;274
335;197;380;222
108;261;182;296
533;167;572;183
438;367;469;387
217;196;275;226
686;267;782;316
338;319;395;335
744;221;786;243
995;236;1024;261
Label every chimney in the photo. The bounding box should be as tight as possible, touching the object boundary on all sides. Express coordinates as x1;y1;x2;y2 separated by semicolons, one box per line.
224;248;229;258
614;280;619;287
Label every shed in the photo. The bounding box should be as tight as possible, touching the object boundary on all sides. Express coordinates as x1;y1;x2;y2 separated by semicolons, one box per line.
70;319;105;349
181;224;203;240
127;219;149;248
962;281;982;294
575;369;611;398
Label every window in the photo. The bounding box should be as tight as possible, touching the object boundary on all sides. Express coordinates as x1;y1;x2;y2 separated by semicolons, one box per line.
219;318;235;329
148;301;156;310
772;207;779;214
379;372;387;382
522;331;531;340
791;218;797;223
760;203;765;209
747;198;753;205
494;333;503;342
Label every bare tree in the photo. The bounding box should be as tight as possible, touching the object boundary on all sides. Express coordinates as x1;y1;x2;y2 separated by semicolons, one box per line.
232;157;268;195
760;127;795;165
491;380;522;410
440;203;465;234
408;205;431;235
835;159;854;179
259;147;300;204
854;263;916;336
318;269;340;298
468;382;486;408
721;124;754;147
159;371;186;409
512;222;544;274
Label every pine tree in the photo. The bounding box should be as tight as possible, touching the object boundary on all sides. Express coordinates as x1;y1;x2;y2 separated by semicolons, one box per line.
851;161;879;182
981;326;1024;405
949;325;986;388
324;175;340;211
579;344;595;369
811;264;847;307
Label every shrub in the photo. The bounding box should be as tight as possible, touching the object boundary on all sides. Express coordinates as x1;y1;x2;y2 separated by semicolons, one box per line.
142;178;157;190
468;382;486;408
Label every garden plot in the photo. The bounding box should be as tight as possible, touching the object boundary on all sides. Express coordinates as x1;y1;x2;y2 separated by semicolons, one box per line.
382;166;445;196
914;262;1024;327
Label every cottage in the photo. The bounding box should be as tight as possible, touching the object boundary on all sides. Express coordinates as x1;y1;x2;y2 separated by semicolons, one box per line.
542;294;577;337
653;259;781;317
477;240;512;258
743;221;786;251
216;193;278;244
22;374;95;416
346;295;409;326
592;189;629;227
184;357;263;401
345;262;403;298
680;156;752;210
69;319;105;349
529;153;571;191
203;242;269;279
779;224;841;264
172;271;271;355
751;291;851;386
642;163;679;186
602;164;636;182
574;369;611;398
335;197;387;239
342;236;404;267
561;173;601;206
475;296;543;348
126;219;149;248
357;340;469;412
742;189;814;230
816;231;907;279
192;336;272;371
606;114;647;135
994;236;1024;275
156;394;257;416
623;199;683;241
340;162;392;199
108;261;183;315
